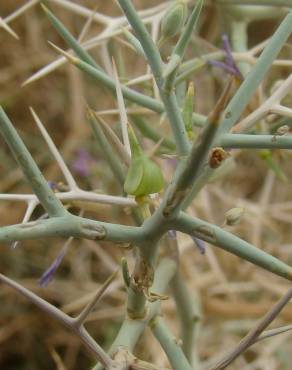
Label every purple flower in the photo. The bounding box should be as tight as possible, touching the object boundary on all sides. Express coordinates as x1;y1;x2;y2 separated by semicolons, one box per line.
39;244;68;287
190;236;205;255
48;181;58;191
72;149;95;177
168;230;177;239
208;34;243;80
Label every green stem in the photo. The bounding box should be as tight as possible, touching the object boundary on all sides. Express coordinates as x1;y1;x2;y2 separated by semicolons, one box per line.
42;4;101;70
0;107;66;218
92;256;177;370
67;55;164;113
175;212;292;281
220;133;292;149
219;10;292;134
150;315;193;370
182;10;292;206
173;0;204;58
161;91;191;155
230;21;250;76
0;215;143;244
181;167;214;209
172;272;202;366
88;110;126;185
216;0;292;7
162;79;233;217
131;116;176;152
177;51;225;85
117;0;164;82
117;0;190;156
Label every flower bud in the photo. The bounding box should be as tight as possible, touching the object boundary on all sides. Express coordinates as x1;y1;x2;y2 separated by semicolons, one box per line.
224;207;244;226
160;1;188;43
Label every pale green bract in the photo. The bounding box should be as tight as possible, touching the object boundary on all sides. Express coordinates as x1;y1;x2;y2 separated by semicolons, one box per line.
124;125;164;197
124;153;164;197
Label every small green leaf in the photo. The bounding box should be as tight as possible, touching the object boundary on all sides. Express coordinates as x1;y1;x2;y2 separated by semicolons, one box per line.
183;81;195;139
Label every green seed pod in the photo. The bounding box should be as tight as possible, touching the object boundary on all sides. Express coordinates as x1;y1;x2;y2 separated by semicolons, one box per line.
159;1;188;44
124;125;164;197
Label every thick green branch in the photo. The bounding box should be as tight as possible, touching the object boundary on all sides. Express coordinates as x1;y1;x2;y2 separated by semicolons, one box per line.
0;215;144;245
172;272;201;365
117;0;190;156
220;133;292;149
52;47;164;113
131;116;176;152
181;10;292;207
173;0;204;58
92;256;177;370
162;79;233;217
150;315;193;370
218;10;292;134
216;0;292;6
117;0;164;83
42;3;101;70
174;212;292;281
0;107;66;218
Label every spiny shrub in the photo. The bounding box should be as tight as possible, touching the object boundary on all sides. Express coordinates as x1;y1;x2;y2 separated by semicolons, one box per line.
1;1;292;369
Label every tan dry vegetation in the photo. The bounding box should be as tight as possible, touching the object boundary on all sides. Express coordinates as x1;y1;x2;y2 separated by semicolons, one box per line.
0;1;292;370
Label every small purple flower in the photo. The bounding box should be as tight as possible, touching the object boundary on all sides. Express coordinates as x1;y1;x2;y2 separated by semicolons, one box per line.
48;181;58;191
190;236;205;255
39;244;68;287
208;34;243;80
168;230;177;239
72;149;95;177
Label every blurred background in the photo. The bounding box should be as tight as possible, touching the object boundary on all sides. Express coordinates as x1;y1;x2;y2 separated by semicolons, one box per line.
1;1;292;369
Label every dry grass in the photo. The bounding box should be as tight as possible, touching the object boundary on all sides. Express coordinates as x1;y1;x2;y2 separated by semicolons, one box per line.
0;1;292;369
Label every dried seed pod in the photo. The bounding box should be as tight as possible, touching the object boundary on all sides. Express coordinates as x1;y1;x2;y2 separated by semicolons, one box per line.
276;125;289;136
159;1;188;45
225;207;244;226
124;125;164;197
208;147;228;168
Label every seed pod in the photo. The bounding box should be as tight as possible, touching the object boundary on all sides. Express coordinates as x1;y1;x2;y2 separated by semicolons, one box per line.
121;257;131;289
124;125;164;197
209;147;228;168
225;207;244;226
159;1;188;45
276;125;289;136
